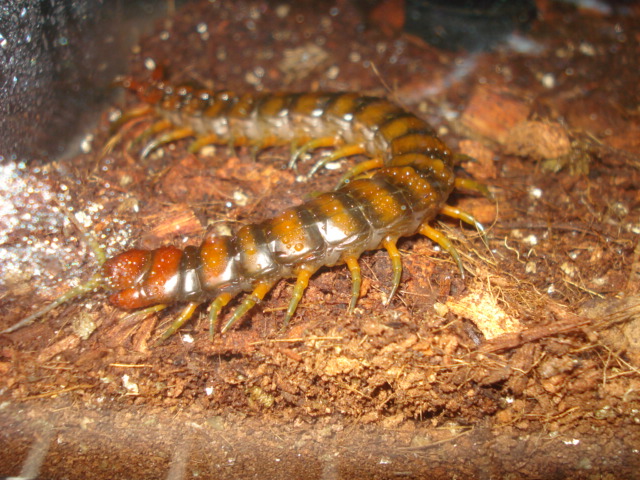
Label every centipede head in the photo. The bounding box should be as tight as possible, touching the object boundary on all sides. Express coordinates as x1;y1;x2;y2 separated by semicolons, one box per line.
102;247;183;310
111;75;166;105
111;63;169;103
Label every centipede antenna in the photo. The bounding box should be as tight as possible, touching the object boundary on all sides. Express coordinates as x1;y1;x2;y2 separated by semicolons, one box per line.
57;203;107;265
2;273;103;334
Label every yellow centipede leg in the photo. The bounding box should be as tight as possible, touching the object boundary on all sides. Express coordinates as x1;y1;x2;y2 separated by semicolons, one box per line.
109;104;155;134
221;281;273;333
344;256;362;313
156;302;200;344
188;134;221;153
309;144;367;177
454;177;493;200
382;237;402;305
439;204;489;247
289;136;339;169
283;266;315;330
336;158;384;188
140;127;195;158
208;292;233;339
136;119;173;144
419;224;465;278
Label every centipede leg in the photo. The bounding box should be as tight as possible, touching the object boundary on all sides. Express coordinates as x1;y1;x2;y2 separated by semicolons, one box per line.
336;158;384;188
283;266;316;329
309;144;367;177
419;224;465;278
109;104;155;134
141;127;195;158
289;136;339;169
221;281;274;333
135;119;173;145
155;302;200;344
208;292;233;339
344;256;362;313
454;177;493;200
439;204;489;247
382;237;402;305
188;134;222;153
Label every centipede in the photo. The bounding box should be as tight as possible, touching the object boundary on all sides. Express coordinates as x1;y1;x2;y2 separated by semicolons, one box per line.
5;74;491;343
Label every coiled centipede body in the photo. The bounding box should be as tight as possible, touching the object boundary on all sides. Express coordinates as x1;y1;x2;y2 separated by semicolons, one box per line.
6;76;490;343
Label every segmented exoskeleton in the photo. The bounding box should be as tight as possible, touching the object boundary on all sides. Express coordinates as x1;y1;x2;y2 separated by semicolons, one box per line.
5;76;490;343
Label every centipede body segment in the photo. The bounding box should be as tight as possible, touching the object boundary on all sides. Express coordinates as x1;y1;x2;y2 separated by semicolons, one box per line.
6;76;489;342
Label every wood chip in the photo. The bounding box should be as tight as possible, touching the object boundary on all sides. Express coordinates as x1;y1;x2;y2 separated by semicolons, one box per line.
461;86;530;143
447;291;522;340
504;121;571;160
